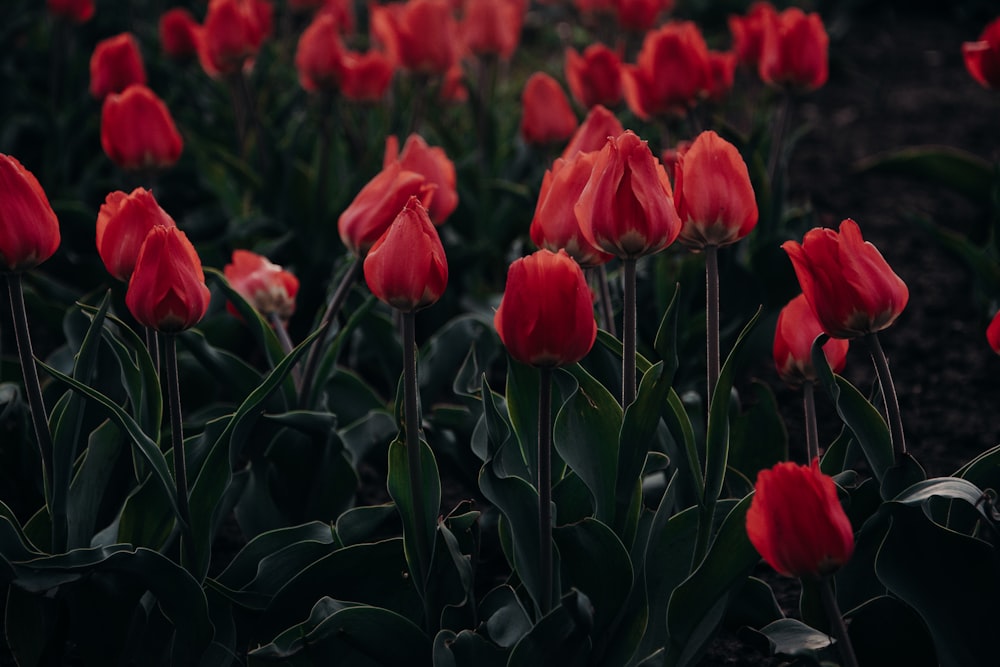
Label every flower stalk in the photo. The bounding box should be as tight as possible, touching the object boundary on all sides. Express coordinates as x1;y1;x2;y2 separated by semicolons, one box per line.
623;257;637;407
705;244;720;412
865;332;907;456
537;366;553;617
402;310;430;589
819;576;860;667
803;381;819;462
164;333;194;564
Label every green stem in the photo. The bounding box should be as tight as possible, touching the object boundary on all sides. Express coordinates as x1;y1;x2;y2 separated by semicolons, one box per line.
537;366;553;617
818;576;860;667
144;326;160;377
865;332;907;457
402;311;430;591
622;258;637;408
705;245;720;414
268;312;301;392
591;264;616;337
804;381;819;463
164;334;194;563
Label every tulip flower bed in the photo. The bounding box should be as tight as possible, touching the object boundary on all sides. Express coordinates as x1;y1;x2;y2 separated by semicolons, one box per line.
2;1;1000;666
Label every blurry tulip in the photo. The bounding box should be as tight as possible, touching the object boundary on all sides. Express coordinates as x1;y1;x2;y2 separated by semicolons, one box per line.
622;21;713;120
673;130;757;250
565;44;623;110
100;84;183;171
706;50;737;101
339;50;396;102
617;0;674;33
440;63;469;103
494;249;597;367
0;154;60;272
963;17;1000;89
125;226;210;333
774;294;849;388
782;219;909;339
728;1;777;67
575;130;681;259
338;162;432;256
746;459;854;578
370;0;459;75
384;134;458;223
461;0;524;60
531;152;612;268
95;188;177;282
520;72;578;146
47;0;94;22
224;249;299;319
363;197;448;312
295;12;347;92
560;104;625;160
987;309;1000;354
89;33;147;101
159;8;201;60
198;0;273;77
758;7;828;91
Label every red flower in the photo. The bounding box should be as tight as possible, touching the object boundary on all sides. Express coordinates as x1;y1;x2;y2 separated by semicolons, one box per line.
295;12;347;92
963;17;1000;89
575;130;681;259
531;152;612;268
89;33;147;101
520;72;578;146
560;104;624;160
100;84;183;171
338;161;432;256
987;309;1000;354
96;188;177;282
706;50;737;101
622;20;712;120
782;219;909;339
461;0;524;60
673;130;757;250
439;63;469;104
224;249;299;319
565;44;623;110
758;7;828;91
728;1;777;67
339;50;396;102
363;197;448;312
46;0;94;23
0;154;60;272
384;134;458;224
198;0;273;77
617;0;674;33
773;294;849;387
125;226;210;333
746;459;855;578
159;8;201;60
494;249;597;368
370;0;459;75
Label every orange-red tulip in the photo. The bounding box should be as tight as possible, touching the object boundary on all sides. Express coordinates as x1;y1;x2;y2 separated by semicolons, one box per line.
370;0;459;75
520;72;578;146
339;50;395;102
47;0;94;22
617;0;674;33
773;294;849;388
673;130;757;250
728;1;777;67
746;459;855;578
622;21;712;120
963;17;1000;89
987;309;1000;354
96;188;177;282
782;219;909;339
565;44;623;110
198;0;273;77
363;197;447;312
0;154;60;272
494;249;597;368
89;33;147;101
461;0;524;60
575;130;681;259
384;134;458;224
159;8;201;60
560;104;625;160
125;226;210;333
100;84;183;171
295;12;347;92
224;249;299;319
338;162;432;256
758;7;828;91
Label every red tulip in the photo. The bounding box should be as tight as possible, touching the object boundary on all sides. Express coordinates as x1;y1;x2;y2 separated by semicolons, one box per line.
560;104;624;160
575;130;681;259
531;152;612;268
494;249;597;367
520;72;578;146
758;7;828;91
782;219;909;339
773;294;849;387
439;63;469;104
363;197;448;312
622;21;712;120
0;154;60;272
728;1;777;67
963;17;1000;89
125;226;210;333
198;0;273;77
565;44;623;110
987;309;1000;354
89;33;147;101
461;0;524;60
100;84;183;171
295;12;347;92
617;0;674;33
224;249;299;319
95;188;177;282
338;161;432;256
746;459;855;578
673;130;758;250
46;0;94;23
706;50;737;101
384;134;458;223
159;8;201;60
370;0;459;75
339;50;396;102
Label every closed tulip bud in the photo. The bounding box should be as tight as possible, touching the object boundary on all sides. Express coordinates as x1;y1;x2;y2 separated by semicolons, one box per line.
674;130;758;250
338;161;432;256
370;0;458;75
746;459;855;578
100;84;183;171
47;0;94;23
617;0;674;33
987;309;1000;354
125;226;210;333
384;134;458;224
565;44;623;110
622;21;712;120
89;33;147;101
363;197;447;312
0;154;61;272
461;0;524;60
773;294;849;387
706;50;737;102
339;50;396;102
224;250;299;320
439;63;469;104
520;72;578;146
96;188;177;282
963;18;1000;89
295;12;347;93
494;249;597;367
782;219;909;339
159;8;202;61
728;1;777;67
758;7;828;91
560;104;624;160
575;130;681;259
199;0;272;77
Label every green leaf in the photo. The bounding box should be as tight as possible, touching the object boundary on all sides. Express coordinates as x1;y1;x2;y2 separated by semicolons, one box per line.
432;629;507;667
728;381;788;487
334;503;400;547
213;521;336;593
507;589;594;666
206;268;289;373
855;145;994;204
505;359;540;481
847;595;937;667
754;618;833;657
66;419;124;549
480;585;531;649
387;437;442;601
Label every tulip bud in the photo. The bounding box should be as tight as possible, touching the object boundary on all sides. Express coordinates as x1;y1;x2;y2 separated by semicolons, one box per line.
746;459;855;578
100;84;184;171
0;154;61;272
782;219;909;339
295;12;347;93
758;7;828;91
706;50;737;102
461;0;524;60
338;50;396;102
159;8;202;61
988;309;1000;355
963;17;1000;90
494;249;597;368
198;0;273;77
89;33;147;101
617;0;674;33
363;197;448;312
728;1;777;67
773;294;849;387
96;188;177;282
337;161;432;256
520;72;579;146
47;0;94;23
125;226;211;333
560;104;624;160
384;134;458;224
565;44;623;110
370;0;458;75
622;21;712;120
224;250;299;320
